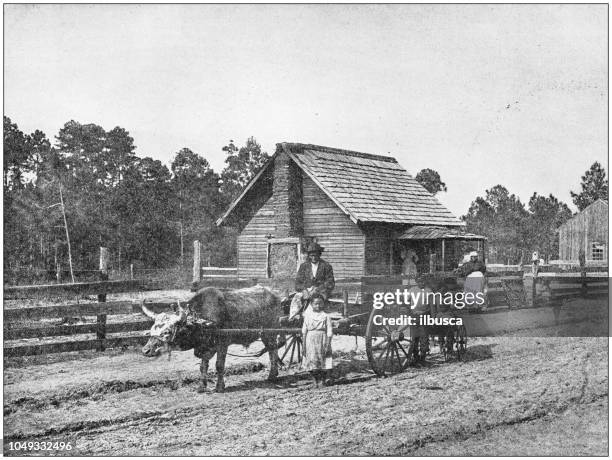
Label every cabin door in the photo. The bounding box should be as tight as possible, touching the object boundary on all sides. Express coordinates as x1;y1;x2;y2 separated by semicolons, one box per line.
267;241;301;279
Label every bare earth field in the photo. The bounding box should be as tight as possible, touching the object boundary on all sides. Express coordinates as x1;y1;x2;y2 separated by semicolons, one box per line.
3;326;608;456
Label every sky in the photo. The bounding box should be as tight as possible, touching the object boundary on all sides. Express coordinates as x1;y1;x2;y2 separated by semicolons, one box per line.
4;4;608;216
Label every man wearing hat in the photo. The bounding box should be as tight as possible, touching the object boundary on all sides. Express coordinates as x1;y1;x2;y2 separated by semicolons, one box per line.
295;242;336;302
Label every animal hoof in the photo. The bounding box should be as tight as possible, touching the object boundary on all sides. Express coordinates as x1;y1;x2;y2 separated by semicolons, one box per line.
215;385;225;393
267;375;279;383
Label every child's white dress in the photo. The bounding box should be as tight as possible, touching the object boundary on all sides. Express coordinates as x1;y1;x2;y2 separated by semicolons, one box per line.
301;310;333;371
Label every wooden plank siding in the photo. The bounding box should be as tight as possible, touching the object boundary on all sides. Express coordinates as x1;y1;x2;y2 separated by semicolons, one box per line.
558;200;608;261
236;172;366;280
302;174;365;279
237;198;276;278
362;224;397;275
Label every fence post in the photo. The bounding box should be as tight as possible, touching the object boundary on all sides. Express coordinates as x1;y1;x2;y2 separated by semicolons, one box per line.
97;247;109;352
579;248;587;296
531;271;538;308
342;289;349;318
192;240;201;292
130;263;134;280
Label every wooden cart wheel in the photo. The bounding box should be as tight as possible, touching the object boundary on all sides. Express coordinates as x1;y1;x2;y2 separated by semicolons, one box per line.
278;333;303;367
455;324;467;360
365;304;415;376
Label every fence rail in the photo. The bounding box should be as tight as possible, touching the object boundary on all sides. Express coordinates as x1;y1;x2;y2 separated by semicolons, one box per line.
4;320;153;340
4;335;149;358
3;279;177;299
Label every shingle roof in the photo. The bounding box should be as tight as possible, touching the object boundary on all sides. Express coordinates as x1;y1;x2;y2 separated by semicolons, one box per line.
281;143;464;226
217;142;464;227
557;198;609;230
397;226;485;240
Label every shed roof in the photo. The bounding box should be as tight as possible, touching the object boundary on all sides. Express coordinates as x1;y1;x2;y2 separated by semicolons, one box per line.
396;226;486;240
217;142;464;227
558;198;609;231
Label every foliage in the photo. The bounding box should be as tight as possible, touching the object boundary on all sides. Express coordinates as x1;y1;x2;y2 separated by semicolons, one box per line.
464;184;577;263
570;162;608;211
4;117;58;274
526;193;572;262
170;148;225;265
220;137;270;201
415;168;447;195
4;116;31;193
4;118;250;279
4;116;52;193
463;185;530;264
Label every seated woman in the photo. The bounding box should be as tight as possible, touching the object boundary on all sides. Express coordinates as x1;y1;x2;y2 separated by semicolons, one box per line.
301;294;333;387
458;251;487;310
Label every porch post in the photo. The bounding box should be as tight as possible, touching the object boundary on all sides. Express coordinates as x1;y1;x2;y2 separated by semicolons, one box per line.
441;239;446;272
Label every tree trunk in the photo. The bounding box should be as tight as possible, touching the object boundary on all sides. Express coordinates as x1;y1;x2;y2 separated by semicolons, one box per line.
59;184;75;283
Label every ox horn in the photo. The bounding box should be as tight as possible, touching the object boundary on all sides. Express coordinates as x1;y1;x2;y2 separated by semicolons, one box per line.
197;319;215;327
176;300;188;322
140;300;157;319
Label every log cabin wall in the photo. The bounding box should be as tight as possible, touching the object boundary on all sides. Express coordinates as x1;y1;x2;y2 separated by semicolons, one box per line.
236;197;275;278
302;173;365;278
227;166;274;279
558;200;608;261
237;152;305;278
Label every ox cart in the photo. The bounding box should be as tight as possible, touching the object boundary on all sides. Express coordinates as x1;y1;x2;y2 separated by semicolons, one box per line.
137;234;486;391
141;271;484;390
141;234;489;388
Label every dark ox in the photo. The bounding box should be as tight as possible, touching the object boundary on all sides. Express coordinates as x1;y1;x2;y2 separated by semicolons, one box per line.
141;285;281;393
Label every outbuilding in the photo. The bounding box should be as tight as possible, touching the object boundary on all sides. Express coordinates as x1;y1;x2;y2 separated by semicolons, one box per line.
558;199;608;262
216;143;485;280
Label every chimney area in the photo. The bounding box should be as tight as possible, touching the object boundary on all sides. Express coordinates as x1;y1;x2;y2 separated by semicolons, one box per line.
272;151;303;237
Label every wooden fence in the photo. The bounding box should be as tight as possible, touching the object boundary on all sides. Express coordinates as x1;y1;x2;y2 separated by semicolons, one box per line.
3;277;181;358
530;273;609;305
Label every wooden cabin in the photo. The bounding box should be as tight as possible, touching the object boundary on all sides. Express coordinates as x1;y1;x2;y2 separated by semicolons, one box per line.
558;199;608;262
216;143;485;280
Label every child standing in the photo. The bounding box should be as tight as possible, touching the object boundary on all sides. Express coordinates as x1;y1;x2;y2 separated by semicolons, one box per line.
301;294;333;387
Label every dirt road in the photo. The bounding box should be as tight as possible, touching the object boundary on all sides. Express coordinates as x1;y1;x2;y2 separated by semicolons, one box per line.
4;333;608;456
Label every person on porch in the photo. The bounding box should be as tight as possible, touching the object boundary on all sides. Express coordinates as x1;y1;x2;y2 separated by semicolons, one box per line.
400;245;419;278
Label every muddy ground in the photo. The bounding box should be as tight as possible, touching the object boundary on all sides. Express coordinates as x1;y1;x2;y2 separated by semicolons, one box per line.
4;318;608;457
